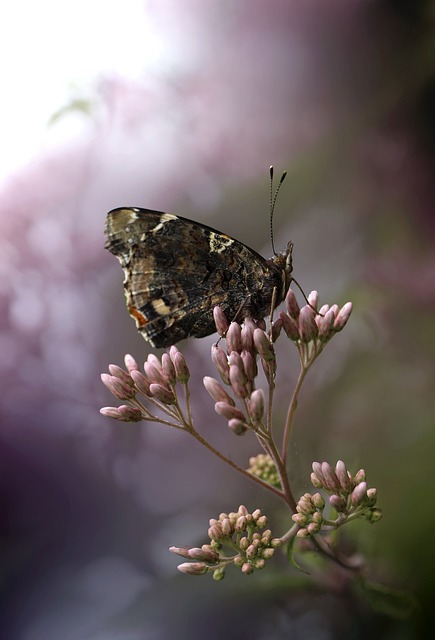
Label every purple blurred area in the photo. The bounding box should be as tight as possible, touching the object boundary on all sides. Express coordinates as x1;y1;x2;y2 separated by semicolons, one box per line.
1;1;435;638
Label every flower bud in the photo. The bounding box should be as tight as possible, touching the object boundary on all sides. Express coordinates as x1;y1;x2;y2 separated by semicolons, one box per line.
366;488;377;506
212;567;226;581
228;419;248;435
229;364;248;398
124;354;140;373
144;361;165;385
177;562;208;575
108;364;134;386
312;493;325;509
310;472;323;489
285;288;300;319
208;525;223;540
241;350;257;381
213;306;229;336
221;517;234;536
351;481;367;506
117;405;143;422
226;322;242;353
130;370;152;397
169;546;191;558
249;389;265;423
241;562;254;575
279;311;300;341
333;302;353;331
365;508;382;523
317;308;336;342
214;402;246;422
321;461;341;492
308;290;319;310
312;462;325;486
354;469;366;484
169;347;190;383
241;323;255;352
101;373;136;400
335;460;351;493
211;343;230;385
329;494;347;512
188;547;219;563
161;353;176;384
271;317;283;342
253;328;275;361
292;513;308;526
149;383;175;405
203;376;235;405
299;307;318;343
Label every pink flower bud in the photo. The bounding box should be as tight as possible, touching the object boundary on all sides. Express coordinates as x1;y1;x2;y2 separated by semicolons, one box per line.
130;370;152;397
271;316;283;342
117;405;143;422
229;364;248;398
124;354;140;373
144;361;165;385
351;482;367;506
317;308;336;342
333;302;353;331
335;460;351;493
177;562;208;575
241;350;257;381
203;376;235;405
226;322;242;353
329;494;347;512
101;373;136;400
169;546;191;558
228;418;248;435
161;353;176;384
280;311;300;341
211;343;230;385
188;547;219;563
241;562;254;575
214;402;246;422
149;383;175;405
169;347;190;383
299;307;318;343
321;461;341;492
308;290;319;310
241;323;254;352
108;364;134;386
249;389;264;422
312;461;325;485
253;328;275;361
213;306;229;336
286;288;300;319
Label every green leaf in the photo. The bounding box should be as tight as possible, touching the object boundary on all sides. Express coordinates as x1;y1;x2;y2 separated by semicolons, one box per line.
357;577;419;619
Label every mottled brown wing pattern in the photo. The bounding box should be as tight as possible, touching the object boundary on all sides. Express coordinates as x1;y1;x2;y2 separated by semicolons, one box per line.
104;207;293;348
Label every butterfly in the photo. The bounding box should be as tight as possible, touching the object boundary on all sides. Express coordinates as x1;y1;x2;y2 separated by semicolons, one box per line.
104;207;293;348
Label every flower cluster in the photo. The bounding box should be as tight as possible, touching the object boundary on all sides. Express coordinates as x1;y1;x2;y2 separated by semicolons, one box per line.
170;505;281;580
292;460;382;538
100;349;191;427
247;453;281;489
276;290;353;367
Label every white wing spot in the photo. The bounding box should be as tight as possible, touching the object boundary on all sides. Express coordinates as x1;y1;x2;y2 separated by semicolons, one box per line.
152;298;172;316
151;213;178;234
209;231;234;253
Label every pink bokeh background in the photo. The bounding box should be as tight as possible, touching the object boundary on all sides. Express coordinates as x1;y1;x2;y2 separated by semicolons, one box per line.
1;2;434;638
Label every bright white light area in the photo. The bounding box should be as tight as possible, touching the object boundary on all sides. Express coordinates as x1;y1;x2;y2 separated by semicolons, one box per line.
0;0;166;186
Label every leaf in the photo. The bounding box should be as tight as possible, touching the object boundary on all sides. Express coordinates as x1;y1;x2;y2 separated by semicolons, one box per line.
357;577;419;619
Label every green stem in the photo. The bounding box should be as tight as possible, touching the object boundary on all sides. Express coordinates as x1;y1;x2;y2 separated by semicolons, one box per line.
281;363;308;465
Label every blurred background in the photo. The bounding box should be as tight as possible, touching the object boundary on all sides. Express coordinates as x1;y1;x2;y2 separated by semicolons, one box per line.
1;1;434;638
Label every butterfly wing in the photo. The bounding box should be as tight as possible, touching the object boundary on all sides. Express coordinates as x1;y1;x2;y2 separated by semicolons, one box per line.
105;207;287;347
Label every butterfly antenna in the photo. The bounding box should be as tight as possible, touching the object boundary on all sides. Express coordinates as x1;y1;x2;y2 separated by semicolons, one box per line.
269;165;287;256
